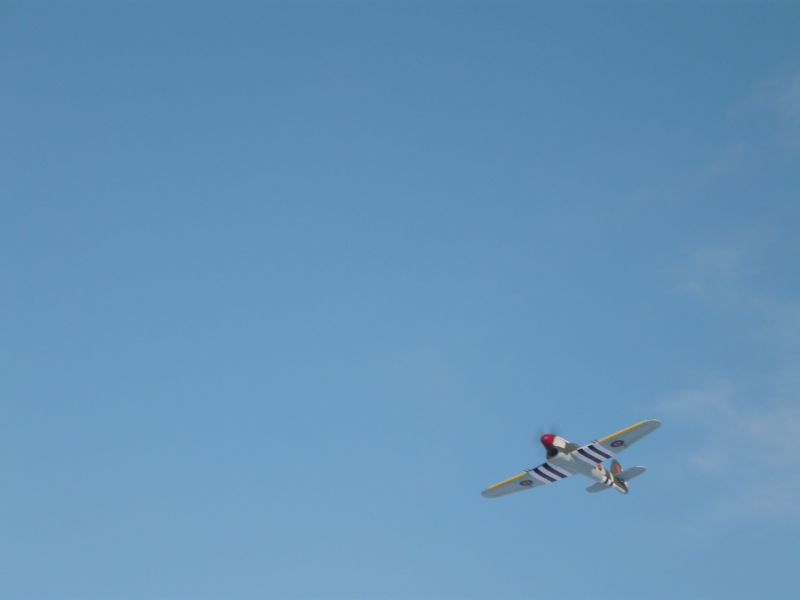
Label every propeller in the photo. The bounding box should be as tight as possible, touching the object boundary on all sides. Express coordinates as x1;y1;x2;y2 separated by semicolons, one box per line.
534;423;561;450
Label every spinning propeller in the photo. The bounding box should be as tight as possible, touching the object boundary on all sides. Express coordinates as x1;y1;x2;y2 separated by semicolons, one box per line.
534;424;561;457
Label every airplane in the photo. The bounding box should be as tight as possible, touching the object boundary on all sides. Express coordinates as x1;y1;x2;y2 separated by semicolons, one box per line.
481;419;661;497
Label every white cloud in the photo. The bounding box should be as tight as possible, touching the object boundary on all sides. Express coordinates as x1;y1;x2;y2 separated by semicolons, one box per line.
730;71;800;149
662;382;800;472
675;246;744;300
677;240;800;349
665;239;800;523
661;379;800;526
752;73;800;122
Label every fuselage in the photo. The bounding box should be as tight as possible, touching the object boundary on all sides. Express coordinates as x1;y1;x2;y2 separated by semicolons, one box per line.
542;435;627;493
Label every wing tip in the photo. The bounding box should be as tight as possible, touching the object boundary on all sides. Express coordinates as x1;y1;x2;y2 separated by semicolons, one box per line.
481;472;531;498
598;418;662;443
486;472;528;491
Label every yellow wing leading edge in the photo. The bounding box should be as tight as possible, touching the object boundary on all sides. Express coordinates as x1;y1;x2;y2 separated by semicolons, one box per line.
481;472;543;498
596;418;661;454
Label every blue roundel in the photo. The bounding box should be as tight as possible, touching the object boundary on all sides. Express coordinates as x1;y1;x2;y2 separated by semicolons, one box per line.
611;440;624;448
520;479;533;486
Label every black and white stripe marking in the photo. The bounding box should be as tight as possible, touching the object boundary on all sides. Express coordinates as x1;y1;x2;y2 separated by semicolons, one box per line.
526;462;572;484
575;442;615;465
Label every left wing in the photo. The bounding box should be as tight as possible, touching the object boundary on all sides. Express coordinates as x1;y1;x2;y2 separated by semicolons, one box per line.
481;472;543;498
481;461;574;498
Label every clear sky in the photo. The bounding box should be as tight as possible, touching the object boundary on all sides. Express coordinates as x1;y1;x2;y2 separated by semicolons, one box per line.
2;2;800;599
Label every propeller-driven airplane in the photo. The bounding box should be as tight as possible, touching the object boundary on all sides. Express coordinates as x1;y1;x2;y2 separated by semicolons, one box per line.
481;419;661;498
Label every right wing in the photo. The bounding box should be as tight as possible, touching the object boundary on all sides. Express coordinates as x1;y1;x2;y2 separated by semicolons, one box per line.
573;419;661;467
596;419;661;455
481;461;574;498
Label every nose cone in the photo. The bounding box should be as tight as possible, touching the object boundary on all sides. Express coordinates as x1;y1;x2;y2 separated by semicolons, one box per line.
540;433;555;447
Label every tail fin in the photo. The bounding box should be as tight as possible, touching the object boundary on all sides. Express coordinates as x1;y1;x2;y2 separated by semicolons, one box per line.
610;460;627;493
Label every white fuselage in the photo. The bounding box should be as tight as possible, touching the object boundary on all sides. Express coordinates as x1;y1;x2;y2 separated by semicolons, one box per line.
547;436;627;493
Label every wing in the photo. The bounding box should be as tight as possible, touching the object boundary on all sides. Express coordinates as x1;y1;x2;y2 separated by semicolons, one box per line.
573;440;617;466
572;419;661;467
597;419;661;456
481;472;543;498
481;461;574;498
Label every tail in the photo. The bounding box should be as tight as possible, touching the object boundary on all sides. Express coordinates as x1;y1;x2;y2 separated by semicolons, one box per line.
609;459;627;494
586;462;647;494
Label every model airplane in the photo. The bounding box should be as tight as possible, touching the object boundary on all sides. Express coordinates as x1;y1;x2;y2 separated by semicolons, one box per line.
481;419;661;497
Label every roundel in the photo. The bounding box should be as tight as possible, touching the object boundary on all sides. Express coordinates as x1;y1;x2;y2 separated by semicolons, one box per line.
520;479;533;486
611;440;624;448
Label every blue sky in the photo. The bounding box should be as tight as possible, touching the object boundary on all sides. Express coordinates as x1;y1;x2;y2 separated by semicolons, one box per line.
2;2;800;599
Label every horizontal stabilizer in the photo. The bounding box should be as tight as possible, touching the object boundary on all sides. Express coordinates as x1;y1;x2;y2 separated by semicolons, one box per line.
617;466;646;482
586;482;610;493
586;466;646;493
